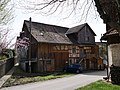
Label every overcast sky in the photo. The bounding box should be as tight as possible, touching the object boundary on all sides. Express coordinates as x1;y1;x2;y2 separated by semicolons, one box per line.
11;0;106;44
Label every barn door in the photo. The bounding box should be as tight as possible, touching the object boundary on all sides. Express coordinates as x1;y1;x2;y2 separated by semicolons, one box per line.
54;52;61;71
54;52;69;71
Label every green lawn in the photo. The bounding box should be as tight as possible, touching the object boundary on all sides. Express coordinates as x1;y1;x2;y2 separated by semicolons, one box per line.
2;66;75;87
76;80;120;90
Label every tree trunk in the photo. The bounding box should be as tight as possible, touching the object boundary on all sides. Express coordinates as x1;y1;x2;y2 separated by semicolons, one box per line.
94;0;120;34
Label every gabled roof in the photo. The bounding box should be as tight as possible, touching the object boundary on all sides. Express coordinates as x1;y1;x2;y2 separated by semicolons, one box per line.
23;20;72;44
101;28;119;40
104;28;118;36
66;23;96;36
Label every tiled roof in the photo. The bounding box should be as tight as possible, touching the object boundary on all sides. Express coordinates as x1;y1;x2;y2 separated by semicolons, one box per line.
24;20;72;44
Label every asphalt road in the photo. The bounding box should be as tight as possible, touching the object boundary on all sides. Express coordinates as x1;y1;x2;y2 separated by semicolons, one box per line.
0;70;106;90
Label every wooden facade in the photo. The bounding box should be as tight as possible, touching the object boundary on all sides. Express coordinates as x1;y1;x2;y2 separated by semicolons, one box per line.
77;24;95;44
17;20;101;73
29;43;99;72
36;43;70;72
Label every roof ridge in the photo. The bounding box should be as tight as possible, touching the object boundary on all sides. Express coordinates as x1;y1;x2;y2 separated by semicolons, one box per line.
24;20;69;29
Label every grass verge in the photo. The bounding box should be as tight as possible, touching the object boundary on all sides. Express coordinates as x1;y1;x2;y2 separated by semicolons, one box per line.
76;80;120;90
2;66;75;87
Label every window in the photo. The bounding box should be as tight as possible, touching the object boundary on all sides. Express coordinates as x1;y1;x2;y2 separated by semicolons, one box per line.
84;46;92;54
61;46;64;50
65;46;68;50
84;47;91;49
53;45;68;50
87;37;89;41
53;45;60;50
56;46;60;50
85;37;89;42
72;47;76;54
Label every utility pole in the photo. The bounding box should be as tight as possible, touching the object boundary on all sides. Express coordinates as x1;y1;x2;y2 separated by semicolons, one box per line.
29;17;32;73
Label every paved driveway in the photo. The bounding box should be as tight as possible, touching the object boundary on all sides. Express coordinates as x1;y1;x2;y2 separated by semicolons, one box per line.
0;71;106;90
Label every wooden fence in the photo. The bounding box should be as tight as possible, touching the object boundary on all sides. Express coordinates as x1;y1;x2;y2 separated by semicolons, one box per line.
0;58;14;78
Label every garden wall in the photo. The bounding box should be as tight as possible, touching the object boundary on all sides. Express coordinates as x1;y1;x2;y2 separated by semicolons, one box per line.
0;58;14;78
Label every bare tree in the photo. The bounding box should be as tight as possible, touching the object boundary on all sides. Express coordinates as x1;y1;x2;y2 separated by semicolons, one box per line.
0;0;14;25
0;0;14;52
19;0;120;33
0;27;15;52
19;0;99;22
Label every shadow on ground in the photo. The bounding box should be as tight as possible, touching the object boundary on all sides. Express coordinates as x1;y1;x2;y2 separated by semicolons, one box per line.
81;70;107;76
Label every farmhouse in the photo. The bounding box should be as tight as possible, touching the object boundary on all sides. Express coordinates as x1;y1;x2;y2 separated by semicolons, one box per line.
17;20;102;73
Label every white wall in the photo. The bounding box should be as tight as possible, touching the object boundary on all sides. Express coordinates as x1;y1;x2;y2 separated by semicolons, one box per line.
109;44;120;67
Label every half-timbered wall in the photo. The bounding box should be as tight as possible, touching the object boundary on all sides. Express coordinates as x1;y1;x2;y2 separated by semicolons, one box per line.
69;46;80;64
78;45;99;70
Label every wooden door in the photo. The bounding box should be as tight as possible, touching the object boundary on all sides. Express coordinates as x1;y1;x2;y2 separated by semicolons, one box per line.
54;52;69;71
